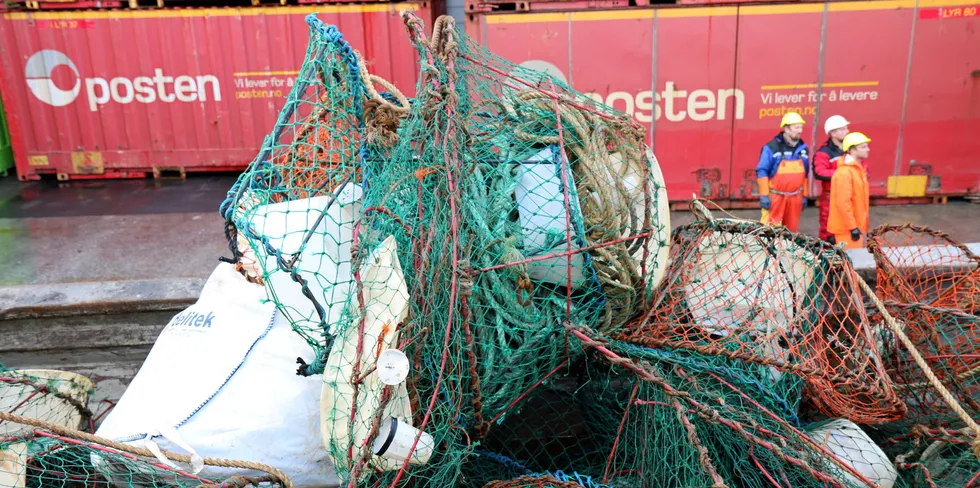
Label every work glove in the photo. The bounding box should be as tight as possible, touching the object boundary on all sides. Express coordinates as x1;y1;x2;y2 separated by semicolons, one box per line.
850;228;862;242
802;198;808;209
760;195;771;210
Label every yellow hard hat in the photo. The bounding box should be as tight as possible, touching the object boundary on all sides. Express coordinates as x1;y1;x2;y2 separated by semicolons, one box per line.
781;112;805;127
843;132;871;152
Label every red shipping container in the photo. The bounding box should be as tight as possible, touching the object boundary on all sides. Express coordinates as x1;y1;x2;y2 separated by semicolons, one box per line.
467;0;980;200
0;4;427;180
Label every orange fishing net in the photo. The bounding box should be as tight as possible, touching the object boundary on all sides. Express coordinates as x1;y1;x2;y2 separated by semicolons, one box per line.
272;91;359;201
867;224;980;433
868;224;980;314
614;210;905;424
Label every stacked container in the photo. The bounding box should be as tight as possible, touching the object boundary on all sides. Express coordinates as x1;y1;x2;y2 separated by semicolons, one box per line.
0;2;429;181
463;0;980;202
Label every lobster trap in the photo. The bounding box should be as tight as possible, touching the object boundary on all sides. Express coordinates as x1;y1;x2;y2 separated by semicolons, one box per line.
871;302;980;434
613;209;905;424
868;224;980;313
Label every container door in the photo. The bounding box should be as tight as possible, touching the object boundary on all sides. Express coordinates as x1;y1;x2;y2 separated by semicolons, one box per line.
731;4;823;202
654;6;740;202
898;3;980;196
822;1;914;198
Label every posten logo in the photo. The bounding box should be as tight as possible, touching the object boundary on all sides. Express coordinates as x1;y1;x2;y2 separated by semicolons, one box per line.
24;49;222;112
515;60;746;123
25;50;81;107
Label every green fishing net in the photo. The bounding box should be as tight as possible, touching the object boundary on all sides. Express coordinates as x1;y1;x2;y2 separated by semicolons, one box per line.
221;10;671;487
1;366;289;487
0;366;92;433
0;427;291;488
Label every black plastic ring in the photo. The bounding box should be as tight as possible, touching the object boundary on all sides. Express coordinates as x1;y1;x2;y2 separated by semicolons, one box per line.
375;418;398;456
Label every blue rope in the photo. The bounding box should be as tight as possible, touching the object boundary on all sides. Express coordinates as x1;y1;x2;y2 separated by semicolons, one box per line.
472;450;532;475
544;470;611;488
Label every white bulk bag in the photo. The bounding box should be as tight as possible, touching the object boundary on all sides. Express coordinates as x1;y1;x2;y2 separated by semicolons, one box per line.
238;183;362;332
95;263;337;487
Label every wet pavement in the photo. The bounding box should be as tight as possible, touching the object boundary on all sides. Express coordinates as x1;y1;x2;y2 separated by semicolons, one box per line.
1;175;979;286
0;176;234;286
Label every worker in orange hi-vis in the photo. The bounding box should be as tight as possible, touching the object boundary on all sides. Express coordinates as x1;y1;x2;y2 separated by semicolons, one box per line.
756;112;810;232
827;132;872;249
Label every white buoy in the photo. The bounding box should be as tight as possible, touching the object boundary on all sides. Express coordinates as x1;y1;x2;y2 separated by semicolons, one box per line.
683;223;816;380
0;370;93;488
377;350;411;387
642;148;672;292
514;146;591;287
320;236;428;472
807;419;898;488
514;146;671;294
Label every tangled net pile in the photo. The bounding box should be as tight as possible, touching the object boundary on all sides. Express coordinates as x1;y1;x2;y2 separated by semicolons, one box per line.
219;11;675;487
9;12;980;488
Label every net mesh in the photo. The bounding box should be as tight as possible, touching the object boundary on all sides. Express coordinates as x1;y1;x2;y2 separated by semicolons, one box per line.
0;366;289;487
613;210;906;424
865;224;980;465
0;367;92;433
867;224;980;313
871;302;980;434
220;11;671;488
4;12;970;488
211;12;980;488
554;329;907;488
0;429;283;488
892;429;980;487
219;15;404;376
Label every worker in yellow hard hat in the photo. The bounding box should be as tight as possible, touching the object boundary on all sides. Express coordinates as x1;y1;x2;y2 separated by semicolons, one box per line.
828;132;871;249
756;112;810;232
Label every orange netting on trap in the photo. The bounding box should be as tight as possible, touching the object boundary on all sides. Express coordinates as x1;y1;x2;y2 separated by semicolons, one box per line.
271;91;358;201
613;209;905;424
866;224;980;437
867;224;980;314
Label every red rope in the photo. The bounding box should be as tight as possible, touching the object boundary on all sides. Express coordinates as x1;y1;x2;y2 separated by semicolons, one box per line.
751;448;785;488
603;384;639;483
